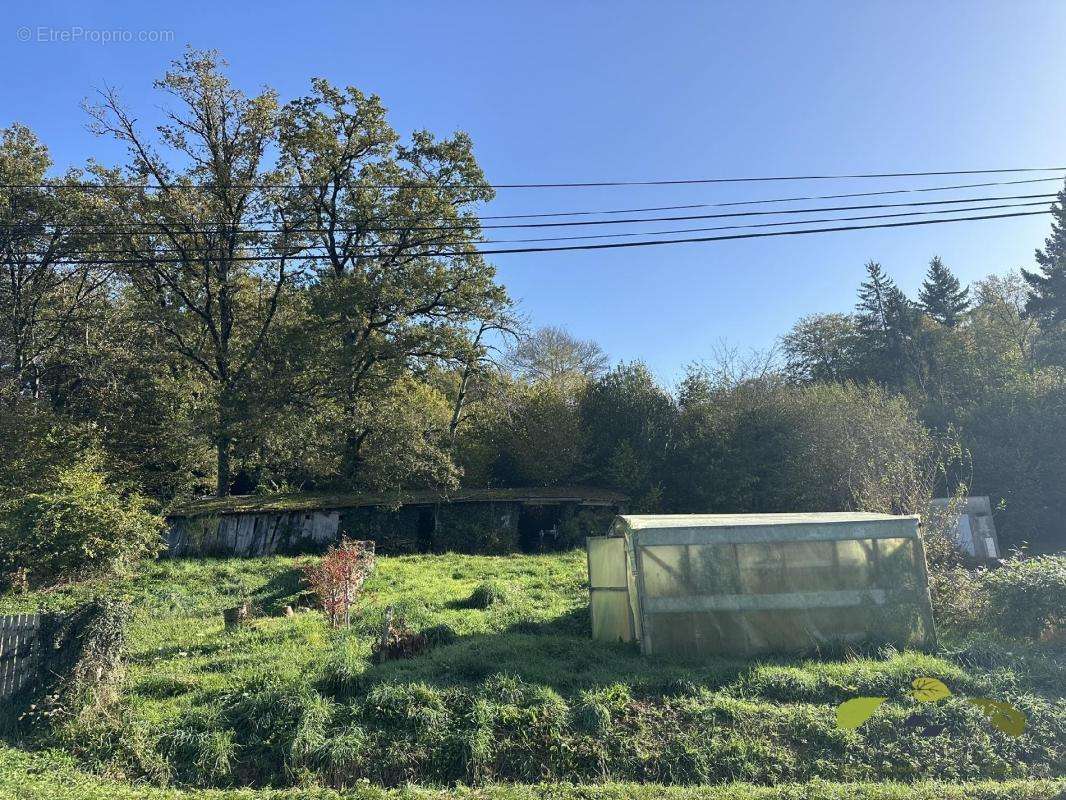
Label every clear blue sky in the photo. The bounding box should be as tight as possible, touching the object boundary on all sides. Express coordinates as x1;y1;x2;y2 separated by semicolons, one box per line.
4;1;1065;382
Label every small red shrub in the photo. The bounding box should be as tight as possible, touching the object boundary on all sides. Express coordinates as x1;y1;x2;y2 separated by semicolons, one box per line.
302;538;376;627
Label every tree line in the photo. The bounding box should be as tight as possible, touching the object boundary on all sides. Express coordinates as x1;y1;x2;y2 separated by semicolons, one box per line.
3;48;1066;561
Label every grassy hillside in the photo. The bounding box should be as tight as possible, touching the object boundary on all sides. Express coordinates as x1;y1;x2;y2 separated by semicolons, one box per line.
1;552;1063;792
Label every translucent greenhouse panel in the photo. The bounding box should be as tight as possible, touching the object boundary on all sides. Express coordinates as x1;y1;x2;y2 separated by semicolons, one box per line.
634;536;934;657
587;536;635;643
590;592;635;643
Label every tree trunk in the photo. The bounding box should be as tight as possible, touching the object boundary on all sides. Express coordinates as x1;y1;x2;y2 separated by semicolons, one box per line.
448;362;474;446
216;433;232;497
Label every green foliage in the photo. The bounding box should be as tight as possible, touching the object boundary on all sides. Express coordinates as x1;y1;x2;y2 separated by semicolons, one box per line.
555;506;616;549
578;363;676;510
928;563;987;634
669;377;951;516
465;580;510;609
483;379;584;488
979;555;1066;640
963;378;1066;552
919;256;970;327
854;261;920;387
1022;181;1066;326
0;454;165;587
432;504;520;554
4;746;1064;800
782;313;863;382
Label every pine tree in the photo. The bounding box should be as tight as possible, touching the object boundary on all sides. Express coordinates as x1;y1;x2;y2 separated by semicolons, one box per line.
1022;181;1066;325
856;261;911;337
855;261;917;385
918;256;970;326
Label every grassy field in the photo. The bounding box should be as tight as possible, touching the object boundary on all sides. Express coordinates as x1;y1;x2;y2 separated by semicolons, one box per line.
1;552;1063;794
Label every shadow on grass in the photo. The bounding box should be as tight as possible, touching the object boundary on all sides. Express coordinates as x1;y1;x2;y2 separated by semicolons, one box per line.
329;605;760;699
252;566;312;614
330;601;940;703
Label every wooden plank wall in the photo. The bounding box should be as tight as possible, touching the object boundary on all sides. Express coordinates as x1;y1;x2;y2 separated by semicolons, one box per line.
0;613;45;700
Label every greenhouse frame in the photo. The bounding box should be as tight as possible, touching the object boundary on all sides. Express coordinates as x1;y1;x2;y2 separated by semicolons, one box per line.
587;512;937;657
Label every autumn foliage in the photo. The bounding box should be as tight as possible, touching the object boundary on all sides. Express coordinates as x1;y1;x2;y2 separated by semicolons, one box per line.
302;538;375;626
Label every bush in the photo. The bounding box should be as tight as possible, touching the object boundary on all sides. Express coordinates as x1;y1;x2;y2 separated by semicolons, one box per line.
928;564;987;635
980;555;1066;640
421;623;458;647
301;538;376;627
465;580;509;609
0;456;165;588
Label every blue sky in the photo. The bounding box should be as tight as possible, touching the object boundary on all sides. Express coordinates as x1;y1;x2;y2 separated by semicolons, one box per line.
4;1;1065;382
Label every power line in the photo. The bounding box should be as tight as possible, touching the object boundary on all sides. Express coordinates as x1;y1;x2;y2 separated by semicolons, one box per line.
3;191;1057;236
15;199;1051;257
5;177;1062;231
2;166;1065;191
482;199;1053;244
36;209;1052;264
476;175;1066;219
467;210;1054;255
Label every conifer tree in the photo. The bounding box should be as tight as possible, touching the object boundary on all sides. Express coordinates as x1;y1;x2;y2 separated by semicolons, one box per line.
855;261;917;384
918;256;970;327
856;261;912;337
1022;181;1066;325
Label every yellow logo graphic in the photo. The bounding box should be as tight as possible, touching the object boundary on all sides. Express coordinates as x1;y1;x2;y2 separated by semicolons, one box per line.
836;677;1026;737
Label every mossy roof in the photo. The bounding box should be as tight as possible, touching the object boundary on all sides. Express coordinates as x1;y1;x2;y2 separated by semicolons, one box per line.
168;486;628;518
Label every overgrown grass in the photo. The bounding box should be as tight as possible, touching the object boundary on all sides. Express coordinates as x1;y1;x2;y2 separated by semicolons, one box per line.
2;747;1064;800
1;552;1063;791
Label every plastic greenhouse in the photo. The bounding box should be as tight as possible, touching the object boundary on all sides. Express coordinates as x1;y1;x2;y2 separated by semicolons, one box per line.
587;513;937;657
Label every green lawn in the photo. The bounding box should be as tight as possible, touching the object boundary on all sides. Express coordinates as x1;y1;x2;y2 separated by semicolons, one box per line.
1;552;1063;793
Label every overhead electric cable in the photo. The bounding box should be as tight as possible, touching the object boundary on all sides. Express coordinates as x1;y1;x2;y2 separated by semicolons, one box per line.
2;166;1065;191
38;209;1052;264
18;199;1050;257
478;199;1054;244
3;191;1057;237
5;177;1062;230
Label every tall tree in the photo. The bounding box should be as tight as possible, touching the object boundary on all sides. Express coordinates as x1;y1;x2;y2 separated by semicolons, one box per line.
578;362;675;509
0;125;110;400
781;313;861;383
275;78;509;488
854;261;918;385
87;49;301;496
448;312;519;447
1022;181;1066;326
918;256;969;327
508;325;608;388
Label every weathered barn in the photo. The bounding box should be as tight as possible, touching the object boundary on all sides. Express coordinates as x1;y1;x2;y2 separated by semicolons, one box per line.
166;486;626;557
587;512;937;657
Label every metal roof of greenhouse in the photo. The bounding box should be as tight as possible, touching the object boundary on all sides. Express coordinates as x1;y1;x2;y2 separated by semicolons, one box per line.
614;512;914;529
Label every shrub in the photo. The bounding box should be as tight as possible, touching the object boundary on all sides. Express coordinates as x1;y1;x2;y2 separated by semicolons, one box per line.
980;555;1066;639
0;456;165;588
466;579;509;609
929;564;987;635
421;622;458;647
301;538;375;627
372;613;429;663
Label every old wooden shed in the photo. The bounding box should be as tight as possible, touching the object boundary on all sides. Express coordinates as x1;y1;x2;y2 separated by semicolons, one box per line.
166;486;626;557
